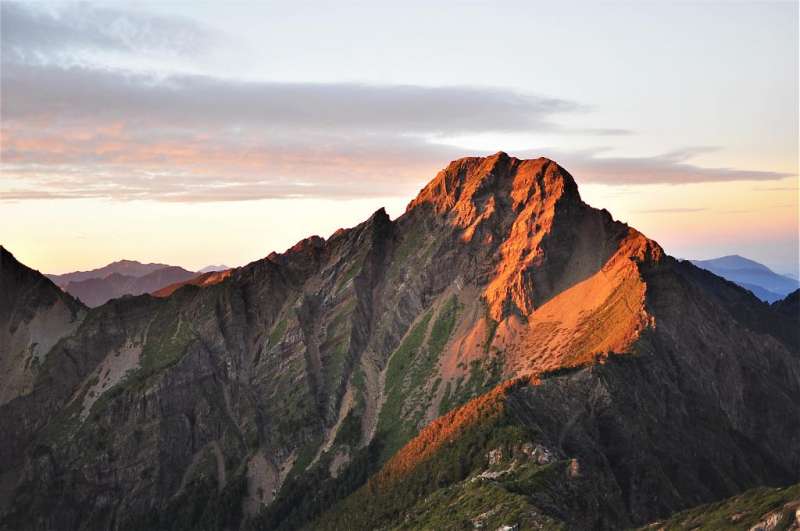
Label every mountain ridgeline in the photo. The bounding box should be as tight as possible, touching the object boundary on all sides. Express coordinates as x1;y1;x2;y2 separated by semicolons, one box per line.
46;260;214;308
691;255;800;303
0;153;798;530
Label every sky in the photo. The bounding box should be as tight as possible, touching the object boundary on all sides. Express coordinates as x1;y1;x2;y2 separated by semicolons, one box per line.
1;1;798;276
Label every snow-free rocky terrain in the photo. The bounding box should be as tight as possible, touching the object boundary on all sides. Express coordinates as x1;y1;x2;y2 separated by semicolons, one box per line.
1;153;798;530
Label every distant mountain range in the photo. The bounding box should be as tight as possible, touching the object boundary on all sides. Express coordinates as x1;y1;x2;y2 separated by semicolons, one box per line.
198;264;230;273
46;259;172;286
58;267;197;307
690;255;800;303
46;260;230;307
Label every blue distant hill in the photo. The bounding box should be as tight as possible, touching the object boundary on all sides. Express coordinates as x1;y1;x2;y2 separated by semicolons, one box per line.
691;255;800;303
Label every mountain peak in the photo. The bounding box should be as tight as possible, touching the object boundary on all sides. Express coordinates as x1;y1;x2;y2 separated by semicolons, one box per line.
198;264;229;274
3;154;799;531
401;153;661;344
406;154;580;221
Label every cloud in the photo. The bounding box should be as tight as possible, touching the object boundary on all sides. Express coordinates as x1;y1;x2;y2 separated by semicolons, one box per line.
632;207;708;214
0;4;793;203
752;185;799;192
529;147;793;186
1;62;577;135
2;137;793;203
0;61;588;202
0;2;213;62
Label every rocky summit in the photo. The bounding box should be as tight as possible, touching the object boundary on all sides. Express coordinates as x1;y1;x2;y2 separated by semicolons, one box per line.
0;153;798;530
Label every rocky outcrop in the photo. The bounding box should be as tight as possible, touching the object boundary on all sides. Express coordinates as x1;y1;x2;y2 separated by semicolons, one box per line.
319;259;800;527
0;247;85;406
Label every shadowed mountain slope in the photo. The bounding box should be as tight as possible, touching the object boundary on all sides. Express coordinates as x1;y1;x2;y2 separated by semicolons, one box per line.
774;290;800;321
0;247;86;406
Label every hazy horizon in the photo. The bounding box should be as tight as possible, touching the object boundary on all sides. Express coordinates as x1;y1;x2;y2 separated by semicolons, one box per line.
21;181;800;278
1;1;798;276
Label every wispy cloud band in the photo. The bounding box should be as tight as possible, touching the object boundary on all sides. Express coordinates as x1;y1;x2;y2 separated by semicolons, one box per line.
0;1;793;203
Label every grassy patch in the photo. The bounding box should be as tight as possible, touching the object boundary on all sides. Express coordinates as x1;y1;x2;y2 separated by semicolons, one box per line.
321;299;357;399
315;408;565;530
333;409;362;448
268;318;288;348
440;355;504;417
377;311;433;459
395;471;565;530
377;295;512;470
388;227;433;280
428;295;461;360
139;302;195;375
121;472;248;531
647;483;800;530
335;260;362;293
484;316;499;353
289;433;324;479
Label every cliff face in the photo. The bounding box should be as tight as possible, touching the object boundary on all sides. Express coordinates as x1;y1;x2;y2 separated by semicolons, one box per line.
317;257;800;529
0;247;85;406
0;154;798;530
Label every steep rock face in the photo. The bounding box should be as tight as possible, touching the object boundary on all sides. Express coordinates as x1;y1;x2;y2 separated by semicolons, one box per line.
0;154;798;531
407;153;632;321
319;257;800;529
0;207;402;530
0;247;85;406
383;153;661;440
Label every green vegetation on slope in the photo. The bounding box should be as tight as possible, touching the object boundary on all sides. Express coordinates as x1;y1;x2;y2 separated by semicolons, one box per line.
140;310;194;374
484;315;499;353
376;310;433;459
395;463;566;530
439;355;504;416
335;260;362;293
313;397;570;531
428;295;461;359
377;293;464;461
642;483;800;530
122;472;248;531
249;442;384;531
268;317;287;348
